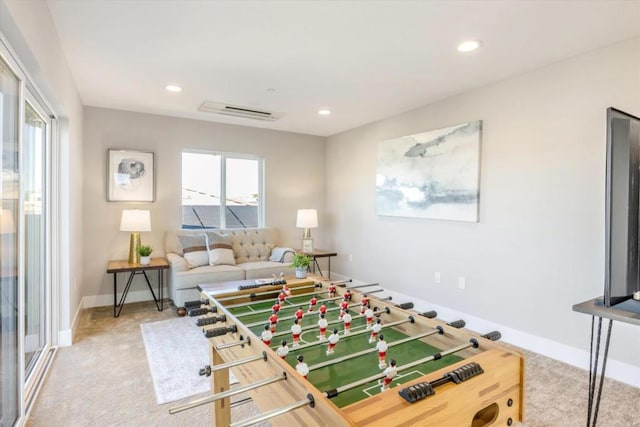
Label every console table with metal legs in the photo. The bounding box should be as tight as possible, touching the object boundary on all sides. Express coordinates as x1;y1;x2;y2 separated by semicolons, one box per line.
107;257;169;317
572;297;640;427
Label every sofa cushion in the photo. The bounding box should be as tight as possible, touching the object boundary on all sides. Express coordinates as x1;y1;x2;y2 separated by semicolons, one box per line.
177;234;209;268
225;229;277;263
205;231;236;266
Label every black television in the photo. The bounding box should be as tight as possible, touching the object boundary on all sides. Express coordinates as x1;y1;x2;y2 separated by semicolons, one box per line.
604;107;640;307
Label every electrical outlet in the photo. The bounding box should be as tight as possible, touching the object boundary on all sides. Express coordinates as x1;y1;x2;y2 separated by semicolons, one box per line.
348;254;353;262
434;272;441;283
458;277;466;289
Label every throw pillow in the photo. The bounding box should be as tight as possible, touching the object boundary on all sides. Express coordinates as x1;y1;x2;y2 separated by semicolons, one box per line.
177;234;209;268
205;231;236;266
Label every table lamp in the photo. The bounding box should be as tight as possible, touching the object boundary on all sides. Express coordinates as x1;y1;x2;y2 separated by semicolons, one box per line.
296;209;318;252
120;209;151;264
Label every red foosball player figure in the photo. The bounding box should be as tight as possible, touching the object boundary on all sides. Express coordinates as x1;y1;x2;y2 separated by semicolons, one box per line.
328;283;337;298
369;318;382;343
261;324;273;346
339;299;349;318
318;303;328;318
276;340;290;359
294;306;304;320
271;299;281;314
308;295;318;312
291;318;302;347
268;310;278;333
380;359;398;391
360;294;369;315
364;306;374;330
342;310;352;335
282;284;292;297
317;313;328;340
296;354;309;379
278;291;287;304
343;290;352;301
326;328;340;355
376;334;388;369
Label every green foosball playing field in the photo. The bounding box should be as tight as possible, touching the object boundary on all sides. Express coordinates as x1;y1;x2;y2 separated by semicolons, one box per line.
226;292;462;408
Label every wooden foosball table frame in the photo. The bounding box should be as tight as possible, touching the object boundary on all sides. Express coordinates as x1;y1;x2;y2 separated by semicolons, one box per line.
176;276;525;426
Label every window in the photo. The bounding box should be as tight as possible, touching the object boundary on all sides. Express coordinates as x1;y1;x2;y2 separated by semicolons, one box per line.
182;151;263;229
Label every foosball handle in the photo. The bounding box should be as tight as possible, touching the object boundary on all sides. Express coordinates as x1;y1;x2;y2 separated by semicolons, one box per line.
397;302;414;310
199;365;211;377
481;331;502;341
447;319;466;329
420;310;438;318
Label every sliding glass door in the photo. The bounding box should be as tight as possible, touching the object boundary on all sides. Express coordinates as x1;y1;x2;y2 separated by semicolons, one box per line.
0;47;20;427
23;99;47;379
0;40;53;426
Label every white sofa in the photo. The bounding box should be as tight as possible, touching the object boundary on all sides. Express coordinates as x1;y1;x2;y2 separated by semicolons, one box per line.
165;228;296;307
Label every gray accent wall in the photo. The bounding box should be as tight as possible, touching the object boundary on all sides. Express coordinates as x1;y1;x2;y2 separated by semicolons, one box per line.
326;38;640;376
82;107;326;306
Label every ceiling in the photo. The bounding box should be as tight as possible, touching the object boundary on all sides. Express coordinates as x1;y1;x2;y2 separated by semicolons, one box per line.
46;1;640;137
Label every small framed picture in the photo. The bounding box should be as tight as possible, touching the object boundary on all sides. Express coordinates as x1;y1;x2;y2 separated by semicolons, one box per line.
107;149;155;202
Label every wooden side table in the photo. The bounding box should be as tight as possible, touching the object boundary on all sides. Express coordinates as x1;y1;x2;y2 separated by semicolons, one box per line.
294;249;338;279
107;257;169;317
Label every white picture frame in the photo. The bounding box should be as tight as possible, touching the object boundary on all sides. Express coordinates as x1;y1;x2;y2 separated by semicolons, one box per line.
107;149;155;202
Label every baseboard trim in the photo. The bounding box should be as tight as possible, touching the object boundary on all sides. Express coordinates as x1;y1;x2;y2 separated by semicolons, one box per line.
330;272;640;388
58;299;83;347
82;287;169;309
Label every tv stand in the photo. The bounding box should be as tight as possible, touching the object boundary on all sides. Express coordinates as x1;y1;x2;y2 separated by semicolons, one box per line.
572;297;640;426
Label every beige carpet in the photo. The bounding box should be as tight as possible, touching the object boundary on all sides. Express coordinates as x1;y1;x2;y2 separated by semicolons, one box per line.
26;300;640;426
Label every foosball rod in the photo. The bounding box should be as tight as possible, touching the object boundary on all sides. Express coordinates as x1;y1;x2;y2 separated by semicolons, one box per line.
344;282;380;289
309;323;455;371
169;372;287;414
216;283;320;303
206;351;268;374
242;294;385;329
331;279;352;285
216;335;251;350
280;310;410;352
323;332;501;398
222;284;323;308
230;394;315;427
269;299;393;338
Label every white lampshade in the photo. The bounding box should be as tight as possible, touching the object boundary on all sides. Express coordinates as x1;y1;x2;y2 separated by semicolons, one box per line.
0;209;15;235
120;209;151;232
296;209;318;228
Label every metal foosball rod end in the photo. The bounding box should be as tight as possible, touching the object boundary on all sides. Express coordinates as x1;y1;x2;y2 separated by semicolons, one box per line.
230;393;316;427
332;279;352;286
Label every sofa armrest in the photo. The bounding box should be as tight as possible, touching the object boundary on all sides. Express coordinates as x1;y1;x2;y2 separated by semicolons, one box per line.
166;252;188;272
269;247;296;263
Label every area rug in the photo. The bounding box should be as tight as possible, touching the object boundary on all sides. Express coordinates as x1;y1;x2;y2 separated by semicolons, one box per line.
140;316;238;404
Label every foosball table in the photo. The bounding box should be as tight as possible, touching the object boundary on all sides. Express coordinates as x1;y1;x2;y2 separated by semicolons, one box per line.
169;276;525;426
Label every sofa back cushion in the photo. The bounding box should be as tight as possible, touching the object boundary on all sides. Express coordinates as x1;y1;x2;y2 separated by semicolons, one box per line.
205;231;236;266
177;234;209;268
165;228;280;265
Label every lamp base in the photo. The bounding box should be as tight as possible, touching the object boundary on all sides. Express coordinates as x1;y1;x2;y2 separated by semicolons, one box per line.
302;237;313;253
129;232;141;264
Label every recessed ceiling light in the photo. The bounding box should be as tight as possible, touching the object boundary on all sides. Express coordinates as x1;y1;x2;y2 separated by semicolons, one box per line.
457;40;481;53
165;85;182;92
318;109;331;116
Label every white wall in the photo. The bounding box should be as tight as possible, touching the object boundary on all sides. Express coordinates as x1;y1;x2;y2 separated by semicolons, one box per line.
326;38;640;384
82;107;326;305
1;0;84;344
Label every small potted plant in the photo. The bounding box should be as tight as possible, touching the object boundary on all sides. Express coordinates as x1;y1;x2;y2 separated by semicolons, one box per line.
138;245;153;266
290;253;312;279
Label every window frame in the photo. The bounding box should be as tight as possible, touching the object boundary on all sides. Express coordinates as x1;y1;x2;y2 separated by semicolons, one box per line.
182;149;265;229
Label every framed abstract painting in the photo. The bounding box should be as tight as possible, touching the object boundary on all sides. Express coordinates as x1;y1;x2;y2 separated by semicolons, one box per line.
376;121;482;222
107;149;155;202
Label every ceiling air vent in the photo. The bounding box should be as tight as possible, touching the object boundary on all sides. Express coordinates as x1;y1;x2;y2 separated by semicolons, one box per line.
198;101;283;121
